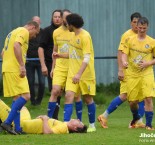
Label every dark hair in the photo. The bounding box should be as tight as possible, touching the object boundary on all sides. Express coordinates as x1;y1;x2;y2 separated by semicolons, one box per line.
130;12;142;21
51;9;63;18
69;125;88;133
26;21;39;28
66;13;84;28
137;17;149;26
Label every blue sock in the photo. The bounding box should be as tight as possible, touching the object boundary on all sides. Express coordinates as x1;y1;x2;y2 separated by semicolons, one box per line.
145;111;153;127
11;100;21;131
131;109;141;121
87;102;96;124
64;104;73;122
106;96;123;114
75;100;83;121
11;101;15;107
138;101;145;117
47;102;56;118
5;97;27;125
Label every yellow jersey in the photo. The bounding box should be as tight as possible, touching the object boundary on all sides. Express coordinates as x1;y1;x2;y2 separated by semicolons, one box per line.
2;27;29;73
122;35;155;77
68;29;95;80
53;26;73;71
22;119;69;134
118;29;136;51
0;99;11;122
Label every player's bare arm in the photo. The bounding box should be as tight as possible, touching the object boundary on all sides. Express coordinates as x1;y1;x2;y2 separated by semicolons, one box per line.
122;53;128;69
51;45;58;78
38;47;48;76
53;52;69;59
37;115;53;134
72;53;90;84
72;62;88;84
14;42;26;78
138;59;155;69
1;50;4;59
117;50;124;81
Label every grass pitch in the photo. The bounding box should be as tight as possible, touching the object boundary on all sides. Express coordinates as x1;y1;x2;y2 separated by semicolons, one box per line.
0;95;155;145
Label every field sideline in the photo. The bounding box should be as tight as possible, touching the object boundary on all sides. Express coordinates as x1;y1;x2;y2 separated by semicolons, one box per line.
0;95;155;145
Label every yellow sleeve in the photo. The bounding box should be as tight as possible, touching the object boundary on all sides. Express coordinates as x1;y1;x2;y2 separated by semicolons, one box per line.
53;30;57;46
122;37;130;55
52;123;68;134
118;38;124;51
15;29;28;45
82;34;92;54
118;33;129;51
48;120;68;134
152;40;155;57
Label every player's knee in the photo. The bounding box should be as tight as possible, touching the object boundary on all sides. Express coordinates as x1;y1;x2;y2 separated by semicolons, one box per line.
51;88;60;97
144;97;153;106
65;92;74;104
22;93;30;101
75;96;81;102
84;95;93;104
129;101;138;109
119;94;127;101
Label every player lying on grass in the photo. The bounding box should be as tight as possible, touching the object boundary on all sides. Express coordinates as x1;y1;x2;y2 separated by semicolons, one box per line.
0;99;87;135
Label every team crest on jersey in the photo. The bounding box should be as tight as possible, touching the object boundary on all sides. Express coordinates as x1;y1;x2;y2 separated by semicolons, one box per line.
145;44;150;49
76;39;80;44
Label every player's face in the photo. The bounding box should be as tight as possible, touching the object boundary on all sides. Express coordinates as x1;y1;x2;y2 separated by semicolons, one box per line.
67;24;74;32
63;12;71;27
131;18;139;33
70;119;84;131
137;23;148;36
52;12;63;27
29;26;40;39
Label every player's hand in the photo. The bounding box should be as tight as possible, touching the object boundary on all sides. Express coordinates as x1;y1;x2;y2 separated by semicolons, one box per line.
37;115;49;120
138;60;150;69
118;69;124;81
72;74;81;84
52;52;60;59
42;65;48;76
50;69;54;78
19;66;26;78
122;61;128;69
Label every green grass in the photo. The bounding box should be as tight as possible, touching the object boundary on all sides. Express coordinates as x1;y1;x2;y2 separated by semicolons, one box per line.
0;95;155;145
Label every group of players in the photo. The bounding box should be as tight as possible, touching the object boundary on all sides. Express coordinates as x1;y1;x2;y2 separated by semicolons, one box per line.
0;10;155;135
98;12;155;131
0;9;95;135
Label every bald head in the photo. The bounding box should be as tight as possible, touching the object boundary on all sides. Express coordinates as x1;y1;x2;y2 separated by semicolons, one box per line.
32;16;41;25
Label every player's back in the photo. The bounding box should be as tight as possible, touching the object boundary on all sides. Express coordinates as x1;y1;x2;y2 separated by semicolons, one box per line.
2;27;29;73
